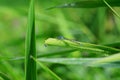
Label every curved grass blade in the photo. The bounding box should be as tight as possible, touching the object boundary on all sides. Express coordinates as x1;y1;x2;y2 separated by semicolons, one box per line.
25;0;36;80
32;56;62;80
45;38;120;54
38;53;120;68
47;0;120;9
90;53;120;66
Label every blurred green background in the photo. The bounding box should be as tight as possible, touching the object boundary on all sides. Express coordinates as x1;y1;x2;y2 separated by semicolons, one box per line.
0;0;120;80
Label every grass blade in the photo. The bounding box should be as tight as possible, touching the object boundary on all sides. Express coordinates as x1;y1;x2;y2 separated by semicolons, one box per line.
45;38;120;54
104;42;120;48
0;72;11;80
103;0;120;19
25;0;36;80
48;0;120;9
32;56;62;80
38;53;120;67
90;53;120;65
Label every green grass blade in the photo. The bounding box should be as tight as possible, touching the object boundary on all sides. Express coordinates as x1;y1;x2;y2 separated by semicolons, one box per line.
25;0;36;80
104;42;120;48
89;53;120;67
0;72;11;80
38;58;102;65
48;0;120;9
45;38;120;54
38;53;120;67
32;56;62;80
103;0;120;19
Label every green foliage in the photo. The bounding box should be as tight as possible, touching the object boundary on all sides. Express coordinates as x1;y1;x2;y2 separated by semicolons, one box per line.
0;0;120;80
25;0;36;80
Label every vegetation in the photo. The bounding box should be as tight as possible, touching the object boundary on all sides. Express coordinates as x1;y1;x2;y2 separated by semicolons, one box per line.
0;0;120;80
